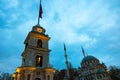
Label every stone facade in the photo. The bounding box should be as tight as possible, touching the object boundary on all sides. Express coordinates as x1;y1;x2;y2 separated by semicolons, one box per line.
13;25;55;80
79;55;112;80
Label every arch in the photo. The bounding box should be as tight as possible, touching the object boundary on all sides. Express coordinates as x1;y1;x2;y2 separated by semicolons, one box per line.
48;75;50;80
37;39;42;48
27;74;31;80
36;55;43;67
35;78;41;80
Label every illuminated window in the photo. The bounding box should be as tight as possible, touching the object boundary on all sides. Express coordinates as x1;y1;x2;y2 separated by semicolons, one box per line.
37;39;42;48
36;55;43;67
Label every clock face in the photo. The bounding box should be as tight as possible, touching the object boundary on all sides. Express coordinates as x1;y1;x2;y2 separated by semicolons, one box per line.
37;28;42;32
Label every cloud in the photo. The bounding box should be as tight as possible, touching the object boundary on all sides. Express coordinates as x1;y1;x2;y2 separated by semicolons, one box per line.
43;0;120;69
0;56;21;73
0;0;18;9
8;0;19;8
0;0;120;73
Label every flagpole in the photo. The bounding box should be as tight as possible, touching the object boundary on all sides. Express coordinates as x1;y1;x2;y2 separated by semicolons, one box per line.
38;16;40;25
38;0;42;25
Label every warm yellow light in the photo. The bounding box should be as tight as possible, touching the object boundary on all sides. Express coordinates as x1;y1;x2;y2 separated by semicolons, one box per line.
16;68;21;73
37;28;42;32
24;32;50;44
45;68;56;73
30;33;50;40
38;57;41;63
15;67;37;73
12;73;16;77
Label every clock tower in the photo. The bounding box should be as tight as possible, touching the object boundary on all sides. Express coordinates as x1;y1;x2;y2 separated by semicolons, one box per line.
13;25;55;80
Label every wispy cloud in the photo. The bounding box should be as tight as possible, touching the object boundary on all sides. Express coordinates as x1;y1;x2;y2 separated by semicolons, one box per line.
0;0;120;72
0;56;21;73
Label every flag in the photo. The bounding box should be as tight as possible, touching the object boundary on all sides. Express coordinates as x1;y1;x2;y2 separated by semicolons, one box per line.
39;3;43;18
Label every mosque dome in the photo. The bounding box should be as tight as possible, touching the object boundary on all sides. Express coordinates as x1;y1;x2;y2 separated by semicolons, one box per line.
82;55;99;63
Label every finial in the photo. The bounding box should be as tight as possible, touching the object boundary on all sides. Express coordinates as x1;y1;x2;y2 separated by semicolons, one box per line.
81;46;86;57
64;43;66;51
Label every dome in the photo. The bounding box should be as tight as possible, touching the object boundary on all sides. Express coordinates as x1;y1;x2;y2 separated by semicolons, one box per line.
82;55;98;63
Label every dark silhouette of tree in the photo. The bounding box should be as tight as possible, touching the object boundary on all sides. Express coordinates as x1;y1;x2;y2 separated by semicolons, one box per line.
54;68;79;80
69;68;79;80
109;66;120;80
0;72;13;80
54;69;66;80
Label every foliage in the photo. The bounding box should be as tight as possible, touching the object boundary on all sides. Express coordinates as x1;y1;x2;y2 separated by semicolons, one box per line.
0;72;13;80
109;66;120;80
54;68;79;80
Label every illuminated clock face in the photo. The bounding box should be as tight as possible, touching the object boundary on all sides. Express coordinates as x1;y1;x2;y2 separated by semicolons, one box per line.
37;28;42;32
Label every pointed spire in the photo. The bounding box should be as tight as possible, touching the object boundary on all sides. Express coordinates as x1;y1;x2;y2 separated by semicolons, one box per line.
64;43;66;51
63;43;70;79
81;46;86;57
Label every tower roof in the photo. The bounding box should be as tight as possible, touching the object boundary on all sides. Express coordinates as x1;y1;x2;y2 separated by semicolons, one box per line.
32;24;46;34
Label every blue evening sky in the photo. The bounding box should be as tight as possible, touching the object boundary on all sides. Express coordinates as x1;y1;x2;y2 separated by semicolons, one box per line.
0;0;120;73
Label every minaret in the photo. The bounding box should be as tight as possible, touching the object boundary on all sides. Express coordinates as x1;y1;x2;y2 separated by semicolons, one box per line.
64;44;70;80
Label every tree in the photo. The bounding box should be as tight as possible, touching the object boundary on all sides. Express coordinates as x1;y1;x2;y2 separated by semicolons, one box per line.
109;66;120;80
54;68;79;80
0;72;13;80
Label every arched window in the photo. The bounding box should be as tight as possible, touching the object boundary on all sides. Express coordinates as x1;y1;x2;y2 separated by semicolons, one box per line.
48;75;50;80
36;55;43;67
27;74;30;80
25;43;28;48
103;74;105;77
22;58;25;64
100;75;102;78
37;39;42;48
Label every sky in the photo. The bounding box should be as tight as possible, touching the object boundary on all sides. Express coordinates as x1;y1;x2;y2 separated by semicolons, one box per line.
0;0;120;73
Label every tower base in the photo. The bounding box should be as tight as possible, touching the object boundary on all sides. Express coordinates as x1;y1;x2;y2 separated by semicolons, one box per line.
13;66;55;80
